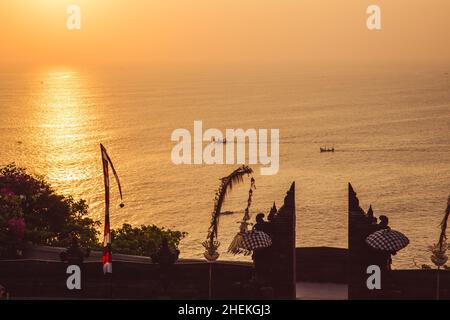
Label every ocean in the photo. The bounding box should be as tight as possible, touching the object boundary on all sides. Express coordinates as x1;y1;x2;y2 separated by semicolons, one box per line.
1;64;449;268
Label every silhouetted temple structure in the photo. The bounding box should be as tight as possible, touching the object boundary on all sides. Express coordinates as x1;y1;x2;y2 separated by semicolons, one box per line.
252;182;296;299
348;182;377;299
348;183;450;300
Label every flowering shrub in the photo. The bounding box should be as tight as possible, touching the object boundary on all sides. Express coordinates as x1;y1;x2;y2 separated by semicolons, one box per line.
7;217;25;239
0;164;100;258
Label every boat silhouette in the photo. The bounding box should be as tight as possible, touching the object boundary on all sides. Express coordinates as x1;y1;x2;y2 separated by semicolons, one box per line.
320;147;335;153
212;138;227;144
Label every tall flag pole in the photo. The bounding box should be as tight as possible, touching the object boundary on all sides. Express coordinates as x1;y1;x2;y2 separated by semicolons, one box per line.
100;143;124;274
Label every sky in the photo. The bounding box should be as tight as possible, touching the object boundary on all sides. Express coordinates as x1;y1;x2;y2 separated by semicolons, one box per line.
1;0;450;68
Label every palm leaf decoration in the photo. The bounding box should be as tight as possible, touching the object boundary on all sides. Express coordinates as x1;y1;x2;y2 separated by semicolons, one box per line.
206;165;254;245
438;196;450;252
430;196;450;300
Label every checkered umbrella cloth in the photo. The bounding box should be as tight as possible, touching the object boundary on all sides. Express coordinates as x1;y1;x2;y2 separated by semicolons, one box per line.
366;229;409;252
241;230;272;251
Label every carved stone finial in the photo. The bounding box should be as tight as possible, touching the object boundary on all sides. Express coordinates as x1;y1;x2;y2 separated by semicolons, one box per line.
268;202;277;221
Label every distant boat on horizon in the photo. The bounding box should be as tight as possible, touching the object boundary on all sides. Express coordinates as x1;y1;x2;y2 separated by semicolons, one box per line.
320;147;335;153
212;137;227;144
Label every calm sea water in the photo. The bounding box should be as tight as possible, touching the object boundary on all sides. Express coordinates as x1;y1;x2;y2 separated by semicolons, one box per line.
1;65;449;268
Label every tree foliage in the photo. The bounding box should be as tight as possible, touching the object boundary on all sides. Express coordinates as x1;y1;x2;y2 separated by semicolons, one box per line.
111;223;186;256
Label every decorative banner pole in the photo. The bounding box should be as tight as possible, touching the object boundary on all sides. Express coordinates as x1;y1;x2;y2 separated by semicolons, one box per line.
100;144;124;279
202;165;253;299
430;196;450;300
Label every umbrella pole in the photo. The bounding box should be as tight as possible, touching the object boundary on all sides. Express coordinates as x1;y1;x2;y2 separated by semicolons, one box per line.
209;262;212;300
436;266;440;300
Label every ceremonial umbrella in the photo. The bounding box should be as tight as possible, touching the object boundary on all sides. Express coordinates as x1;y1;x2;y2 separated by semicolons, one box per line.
366;229;409;252
240;230;272;251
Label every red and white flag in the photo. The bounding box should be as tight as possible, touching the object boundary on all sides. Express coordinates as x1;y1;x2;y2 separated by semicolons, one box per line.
100;144;124;274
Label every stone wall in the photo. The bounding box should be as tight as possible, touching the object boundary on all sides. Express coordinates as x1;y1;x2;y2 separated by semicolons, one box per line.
0;260;253;299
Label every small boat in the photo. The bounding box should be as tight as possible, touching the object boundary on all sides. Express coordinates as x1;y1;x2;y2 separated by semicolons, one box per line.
320;147;335;153
212;138;227;144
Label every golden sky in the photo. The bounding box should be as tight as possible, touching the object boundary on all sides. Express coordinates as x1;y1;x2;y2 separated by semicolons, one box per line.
1;0;450;67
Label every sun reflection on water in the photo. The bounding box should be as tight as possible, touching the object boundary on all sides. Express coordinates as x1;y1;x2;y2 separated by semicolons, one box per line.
33;68;97;185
